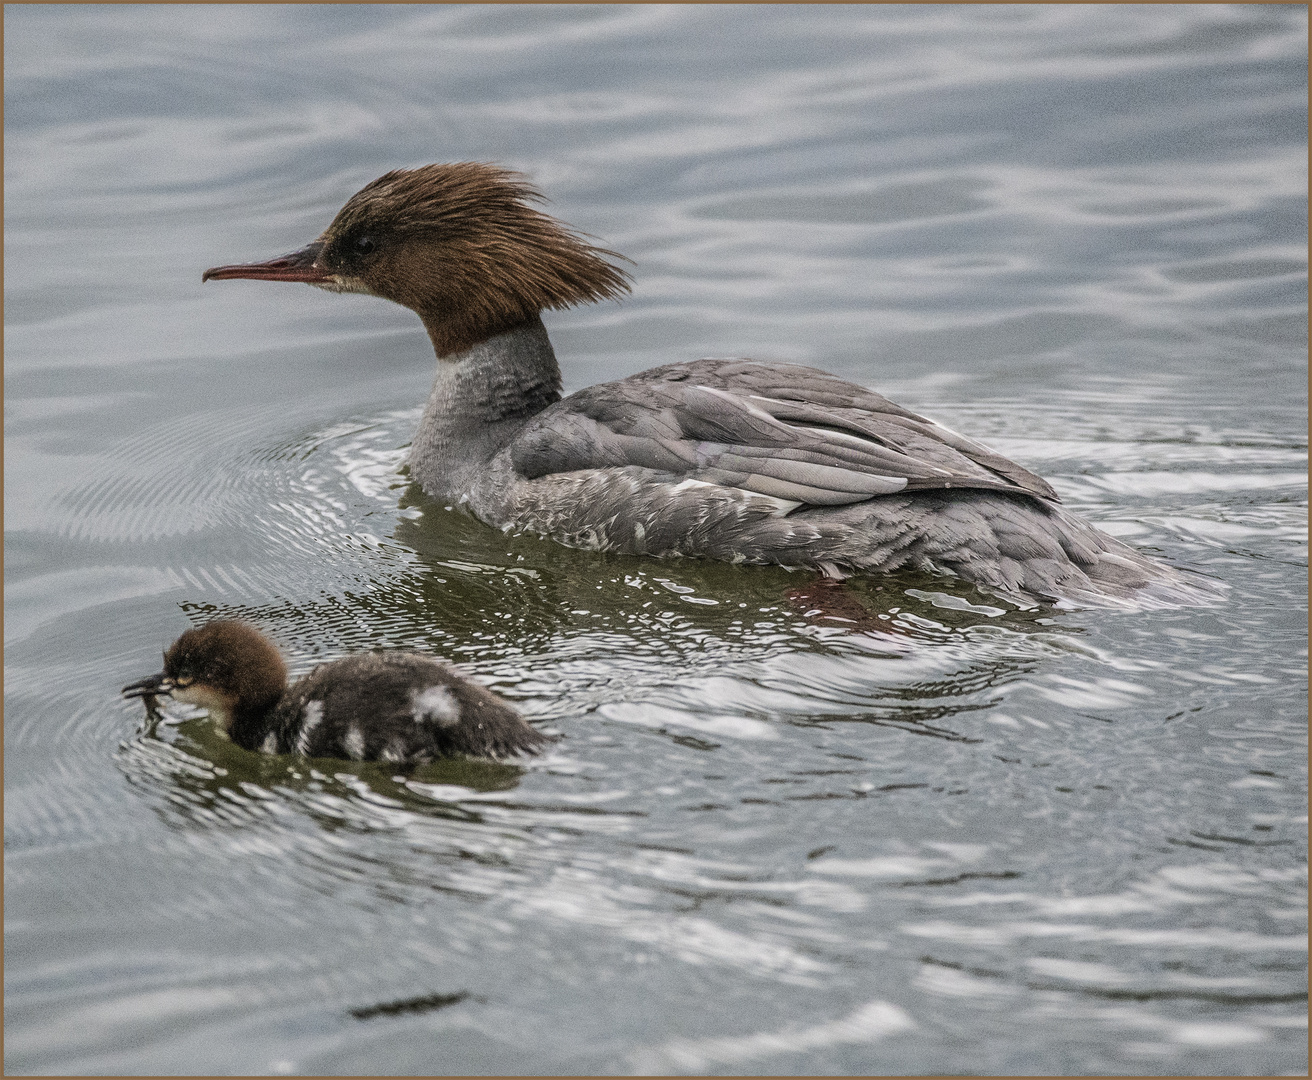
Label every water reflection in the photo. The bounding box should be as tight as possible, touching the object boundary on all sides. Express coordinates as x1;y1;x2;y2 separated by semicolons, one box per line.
120;712;529;824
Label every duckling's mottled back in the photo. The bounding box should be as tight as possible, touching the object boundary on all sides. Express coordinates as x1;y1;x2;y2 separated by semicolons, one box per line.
268;651;548;762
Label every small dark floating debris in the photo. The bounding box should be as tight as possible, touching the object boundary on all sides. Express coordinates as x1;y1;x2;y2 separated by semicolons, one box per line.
350;990;468;1020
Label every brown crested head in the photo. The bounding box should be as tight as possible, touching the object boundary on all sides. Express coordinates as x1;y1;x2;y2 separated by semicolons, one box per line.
161;619;287;723
205;163;632;357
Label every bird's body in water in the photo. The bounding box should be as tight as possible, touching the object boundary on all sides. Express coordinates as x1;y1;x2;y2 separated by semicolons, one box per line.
204;162;1219;609
123;620;547;763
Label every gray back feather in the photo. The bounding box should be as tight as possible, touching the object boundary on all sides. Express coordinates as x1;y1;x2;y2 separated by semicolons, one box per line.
511;358;1058;507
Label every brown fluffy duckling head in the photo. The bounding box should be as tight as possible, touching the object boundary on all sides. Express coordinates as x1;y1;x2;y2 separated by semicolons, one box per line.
123;619;287;731
203;162;632;358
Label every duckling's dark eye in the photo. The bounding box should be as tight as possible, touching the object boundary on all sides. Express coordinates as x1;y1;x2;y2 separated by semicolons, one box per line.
353;236;376;255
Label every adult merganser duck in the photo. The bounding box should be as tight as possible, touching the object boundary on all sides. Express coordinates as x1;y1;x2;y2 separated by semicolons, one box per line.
123;619;547;762
204;163;1215;608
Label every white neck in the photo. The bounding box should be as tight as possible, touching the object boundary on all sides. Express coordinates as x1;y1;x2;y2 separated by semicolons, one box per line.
407;317;562;502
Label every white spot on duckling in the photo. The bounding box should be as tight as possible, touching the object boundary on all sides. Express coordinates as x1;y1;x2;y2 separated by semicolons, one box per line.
412;684;460;727
343;727;366;760
296;700;324;756
260;732;278;755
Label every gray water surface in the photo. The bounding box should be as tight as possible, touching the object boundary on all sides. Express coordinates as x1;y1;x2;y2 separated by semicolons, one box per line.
4;5;1307;1075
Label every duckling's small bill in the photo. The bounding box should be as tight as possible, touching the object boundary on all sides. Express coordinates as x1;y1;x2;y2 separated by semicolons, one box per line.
122;672;171;699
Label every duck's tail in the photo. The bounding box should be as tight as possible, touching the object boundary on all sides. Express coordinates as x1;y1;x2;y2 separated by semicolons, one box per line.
923;495;1228;610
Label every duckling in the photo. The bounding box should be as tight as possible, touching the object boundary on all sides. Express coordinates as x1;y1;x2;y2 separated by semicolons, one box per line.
123;619;547;762
203;163;1218;608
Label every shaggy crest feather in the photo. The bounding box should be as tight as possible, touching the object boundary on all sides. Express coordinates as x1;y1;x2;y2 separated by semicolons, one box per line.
317;163;631;356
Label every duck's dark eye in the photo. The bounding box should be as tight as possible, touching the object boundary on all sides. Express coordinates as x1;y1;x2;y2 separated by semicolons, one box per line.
353;236;376;255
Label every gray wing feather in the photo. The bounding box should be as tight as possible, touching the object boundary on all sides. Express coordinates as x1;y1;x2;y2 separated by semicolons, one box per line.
510;358;1059;509
747;395;1057;500
713;453;908;496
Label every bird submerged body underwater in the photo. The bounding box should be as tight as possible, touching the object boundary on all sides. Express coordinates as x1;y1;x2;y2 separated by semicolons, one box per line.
123;619;547;763
203;162;1220;609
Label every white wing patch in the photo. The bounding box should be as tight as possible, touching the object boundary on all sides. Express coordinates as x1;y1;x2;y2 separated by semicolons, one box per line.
380;739;408;764
412;684;461;727
296;700;324;757
343;727;366;761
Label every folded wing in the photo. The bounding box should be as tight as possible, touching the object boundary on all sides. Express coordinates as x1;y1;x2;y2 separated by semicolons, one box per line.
510;358;1058;508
